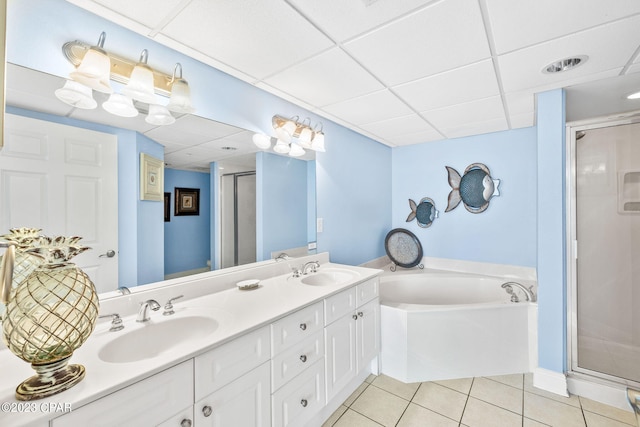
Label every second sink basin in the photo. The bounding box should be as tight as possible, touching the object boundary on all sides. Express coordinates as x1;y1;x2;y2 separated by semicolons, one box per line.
301;268;358;286
99;315;218;364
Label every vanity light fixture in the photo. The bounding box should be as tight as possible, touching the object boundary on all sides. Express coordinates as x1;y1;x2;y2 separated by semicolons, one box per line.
253;115;327;156
55;32;195;126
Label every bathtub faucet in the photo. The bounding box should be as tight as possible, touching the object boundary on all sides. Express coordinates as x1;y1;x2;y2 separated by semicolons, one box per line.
501;282;536;303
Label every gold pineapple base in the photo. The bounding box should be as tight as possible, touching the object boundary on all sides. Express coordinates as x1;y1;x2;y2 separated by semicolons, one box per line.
16;357;85;401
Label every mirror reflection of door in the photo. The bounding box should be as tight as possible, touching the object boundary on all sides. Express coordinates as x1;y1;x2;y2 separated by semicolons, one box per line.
221;172;256;268
0;114;118;293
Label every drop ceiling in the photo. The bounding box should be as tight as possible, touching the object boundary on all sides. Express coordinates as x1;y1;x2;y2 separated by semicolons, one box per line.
58;0;640;146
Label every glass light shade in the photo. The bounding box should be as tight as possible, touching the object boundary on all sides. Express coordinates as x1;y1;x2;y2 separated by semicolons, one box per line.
122;64;157;104
69;47;112;94
102;93;139;118
275;119;296;143
167;79;195;113
146;104;176;126
298;126;313;148
273;139;291;154
311;131;326;152
252;133;272;149
289;143;305;157
55;80;97;109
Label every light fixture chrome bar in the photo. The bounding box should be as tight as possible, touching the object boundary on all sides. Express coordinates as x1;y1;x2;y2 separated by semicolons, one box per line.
62;40;174;97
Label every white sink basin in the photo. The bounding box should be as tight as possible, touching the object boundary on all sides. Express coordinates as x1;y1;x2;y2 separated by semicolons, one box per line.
98;316;218;363
300;268;358;286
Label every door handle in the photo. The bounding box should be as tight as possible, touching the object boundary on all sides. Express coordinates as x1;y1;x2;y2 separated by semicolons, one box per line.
99;250;116;258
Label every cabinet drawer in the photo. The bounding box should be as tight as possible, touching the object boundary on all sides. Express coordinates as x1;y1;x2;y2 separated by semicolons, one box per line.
324;288;356;325
272;358;325;427
52;360;193;427
271;302;323;355
272;330;324;392
157;406;194;427
195;362;271;427
356;277;379;306
195;326;270;400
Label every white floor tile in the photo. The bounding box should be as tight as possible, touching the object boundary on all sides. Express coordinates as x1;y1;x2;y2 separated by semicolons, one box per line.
461;397;522;427
396;403;458;427
351;384;410;426
580;397;637;426
434;377;474;394
412;382;468;422
524;392;586;427
371;374;420;401
583;411;636;427
470;377;523;414
333;409;383;427
322;405;348;427
485;373;525;389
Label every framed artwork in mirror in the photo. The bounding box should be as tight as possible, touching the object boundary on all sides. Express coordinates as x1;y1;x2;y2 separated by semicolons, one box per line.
164;192;171;222
140;153;164;201
175;187;200;216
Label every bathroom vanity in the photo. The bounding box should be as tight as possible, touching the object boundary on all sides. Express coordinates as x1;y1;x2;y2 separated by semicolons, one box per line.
0;253;381;427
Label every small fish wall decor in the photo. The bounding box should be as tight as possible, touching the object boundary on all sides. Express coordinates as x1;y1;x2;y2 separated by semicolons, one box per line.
445;163;500;214
406;197;439;228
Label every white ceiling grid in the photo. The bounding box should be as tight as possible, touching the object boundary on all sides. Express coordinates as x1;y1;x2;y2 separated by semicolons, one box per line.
51;0;640;147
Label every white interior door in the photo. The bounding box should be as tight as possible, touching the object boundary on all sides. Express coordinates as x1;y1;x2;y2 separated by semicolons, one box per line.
0;114;118;293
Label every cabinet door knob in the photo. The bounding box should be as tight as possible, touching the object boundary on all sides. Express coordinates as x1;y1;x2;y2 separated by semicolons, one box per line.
358;311;364;317
300;354;307;363
352;314;358;320
181;419;192;427
202;405;213;417
299;323;307;331
300;399;308;407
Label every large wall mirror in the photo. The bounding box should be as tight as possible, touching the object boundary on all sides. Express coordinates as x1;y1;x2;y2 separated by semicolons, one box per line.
0;63;316;296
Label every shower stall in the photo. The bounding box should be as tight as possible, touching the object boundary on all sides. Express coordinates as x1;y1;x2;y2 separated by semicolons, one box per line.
220;171;256;268
568;118;640;410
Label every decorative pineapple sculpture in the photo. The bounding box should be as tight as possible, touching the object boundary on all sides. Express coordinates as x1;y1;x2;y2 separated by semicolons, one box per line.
1;234;100;400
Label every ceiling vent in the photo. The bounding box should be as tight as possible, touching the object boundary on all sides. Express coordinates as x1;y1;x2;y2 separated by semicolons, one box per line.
542;56;588;74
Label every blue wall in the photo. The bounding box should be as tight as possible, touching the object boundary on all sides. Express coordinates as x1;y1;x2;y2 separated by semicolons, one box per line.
392;127;538;267
164;168;211;275
536;89;567;373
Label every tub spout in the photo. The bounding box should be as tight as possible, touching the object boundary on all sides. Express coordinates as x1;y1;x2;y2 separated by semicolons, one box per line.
501;282;536;302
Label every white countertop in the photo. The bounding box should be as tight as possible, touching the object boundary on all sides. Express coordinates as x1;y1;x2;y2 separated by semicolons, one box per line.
0;261;381;427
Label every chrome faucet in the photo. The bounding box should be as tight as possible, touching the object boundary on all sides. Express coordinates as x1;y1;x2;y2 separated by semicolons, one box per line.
275;253;290;261
302;261;320;275
501;282;536;302
137;299;160;322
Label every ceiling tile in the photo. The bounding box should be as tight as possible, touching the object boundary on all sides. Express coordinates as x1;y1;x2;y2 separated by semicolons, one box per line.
262;48;385;107
322;90;413;125
359;114;437;141
344;0;490;86
441;117;508;139
160;0;334;79
394;59;500;112
509;112;535;129
628;63;640;74
286;0;438;42
504;91;535;116
498;15;640;93
422;96;505;130
486;0;640;54
384;129;444;146
91;0;185;29
69;107;157;133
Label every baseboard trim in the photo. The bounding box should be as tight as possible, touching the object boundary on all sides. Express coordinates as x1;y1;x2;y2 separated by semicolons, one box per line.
533;368;569;397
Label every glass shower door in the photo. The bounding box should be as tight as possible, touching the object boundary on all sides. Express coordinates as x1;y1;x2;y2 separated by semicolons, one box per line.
574;121;640;384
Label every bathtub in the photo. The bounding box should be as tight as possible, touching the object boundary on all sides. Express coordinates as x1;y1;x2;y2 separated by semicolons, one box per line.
379;269;537;383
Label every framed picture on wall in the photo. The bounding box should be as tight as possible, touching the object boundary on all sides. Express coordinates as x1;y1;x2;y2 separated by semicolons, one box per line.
140;153;164;201
164;192;171;222
175;187;200;216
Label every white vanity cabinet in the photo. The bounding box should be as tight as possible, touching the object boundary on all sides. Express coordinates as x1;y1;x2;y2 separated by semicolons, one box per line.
51;360;194;427
270;301;326;427
324;277;380;402
193;326;271;427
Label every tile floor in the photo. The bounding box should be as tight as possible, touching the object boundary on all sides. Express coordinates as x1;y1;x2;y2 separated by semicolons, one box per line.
322;373;638;427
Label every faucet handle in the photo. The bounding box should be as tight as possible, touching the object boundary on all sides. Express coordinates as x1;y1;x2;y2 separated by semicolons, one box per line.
99;313;124;332
163;295;184;316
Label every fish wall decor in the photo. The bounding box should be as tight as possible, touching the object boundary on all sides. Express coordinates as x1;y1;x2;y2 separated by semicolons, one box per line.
445;163;500;213
406;197;439;228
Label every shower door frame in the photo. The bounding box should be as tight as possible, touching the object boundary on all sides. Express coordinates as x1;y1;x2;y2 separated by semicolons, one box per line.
566;113;640;388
